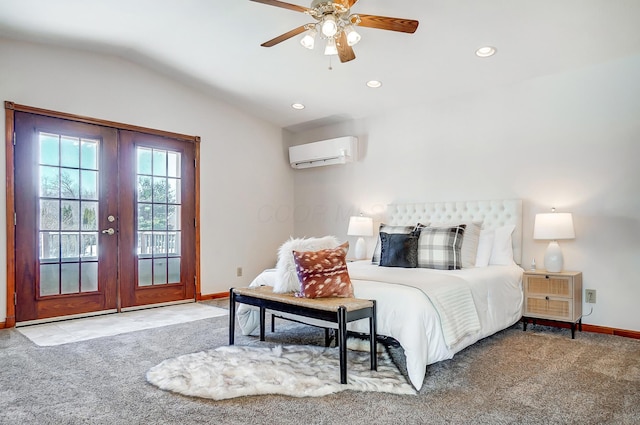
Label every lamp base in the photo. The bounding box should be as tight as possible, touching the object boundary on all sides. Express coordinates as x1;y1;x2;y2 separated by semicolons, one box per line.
354;237;367;260
544;241;564;272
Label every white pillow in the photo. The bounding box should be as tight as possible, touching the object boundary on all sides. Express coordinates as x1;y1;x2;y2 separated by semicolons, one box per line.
475;229;494;267
274;236;341;293
431;221;482;268
489;224;516;265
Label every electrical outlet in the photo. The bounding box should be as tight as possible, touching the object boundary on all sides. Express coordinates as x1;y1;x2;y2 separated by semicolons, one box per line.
585;289;596;304
236;267;243;277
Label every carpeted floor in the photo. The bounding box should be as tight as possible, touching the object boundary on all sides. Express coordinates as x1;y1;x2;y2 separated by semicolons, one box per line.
0;305;638;425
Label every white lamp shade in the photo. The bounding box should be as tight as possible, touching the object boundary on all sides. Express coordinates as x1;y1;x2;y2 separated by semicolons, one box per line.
533;213;575;240
347;216;373;237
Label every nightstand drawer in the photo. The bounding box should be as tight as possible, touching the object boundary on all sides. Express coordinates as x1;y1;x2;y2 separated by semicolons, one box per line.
525;296;573;321
526;276;572;298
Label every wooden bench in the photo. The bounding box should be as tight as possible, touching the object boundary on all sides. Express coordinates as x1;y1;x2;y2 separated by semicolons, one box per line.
229;286;377;384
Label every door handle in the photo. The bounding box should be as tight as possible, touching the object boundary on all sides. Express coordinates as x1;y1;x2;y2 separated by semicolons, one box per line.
101;228;115;235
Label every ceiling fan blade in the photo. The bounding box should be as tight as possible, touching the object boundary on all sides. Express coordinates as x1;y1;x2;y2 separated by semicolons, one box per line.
261;25;308;47
357;14;419;34
336;32;356;63
249;0;309;13
334;0;359;8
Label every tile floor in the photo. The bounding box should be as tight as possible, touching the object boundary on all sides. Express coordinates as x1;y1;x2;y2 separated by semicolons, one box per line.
17;302;228;346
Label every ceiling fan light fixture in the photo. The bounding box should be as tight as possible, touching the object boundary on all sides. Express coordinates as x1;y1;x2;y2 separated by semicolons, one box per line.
366;80;382;88
291;103;305;110
321;14;338;37
344;25;361;46
324;37;338;55
300;28;317;49
254;1;420;64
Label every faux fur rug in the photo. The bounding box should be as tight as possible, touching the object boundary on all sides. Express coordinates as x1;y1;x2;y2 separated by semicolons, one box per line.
146;343;416;400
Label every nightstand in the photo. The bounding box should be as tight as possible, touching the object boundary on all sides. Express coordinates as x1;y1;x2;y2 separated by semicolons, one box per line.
522;270;583;339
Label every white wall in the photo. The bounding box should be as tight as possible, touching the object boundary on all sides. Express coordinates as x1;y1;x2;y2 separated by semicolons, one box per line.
286;54;640;332
0;39;294;322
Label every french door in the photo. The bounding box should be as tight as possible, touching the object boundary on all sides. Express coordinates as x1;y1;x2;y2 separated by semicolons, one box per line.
118;130;196;308
13;112;196;323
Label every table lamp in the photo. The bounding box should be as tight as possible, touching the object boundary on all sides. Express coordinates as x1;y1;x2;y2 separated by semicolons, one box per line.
347;215;373;260
533;210;575;272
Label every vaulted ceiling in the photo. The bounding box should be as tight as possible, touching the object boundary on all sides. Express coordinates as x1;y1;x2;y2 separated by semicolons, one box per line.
1;0;639;132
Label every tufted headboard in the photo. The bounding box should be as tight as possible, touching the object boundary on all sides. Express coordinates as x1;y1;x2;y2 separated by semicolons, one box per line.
386;199;523;265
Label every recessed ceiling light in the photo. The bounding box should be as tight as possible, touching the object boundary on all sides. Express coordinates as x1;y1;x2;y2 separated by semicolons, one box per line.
475;46;497;58
366;80;382;88
291;103;305;110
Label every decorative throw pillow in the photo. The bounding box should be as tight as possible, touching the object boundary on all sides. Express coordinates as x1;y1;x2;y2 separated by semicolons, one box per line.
431;221;482;268
274;235;341;293
292;242;353;299
371;223;425;264
379;232;419;268
416;225;466;270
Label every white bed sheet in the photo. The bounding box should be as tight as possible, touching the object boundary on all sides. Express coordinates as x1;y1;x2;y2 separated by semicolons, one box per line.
236;262;523;390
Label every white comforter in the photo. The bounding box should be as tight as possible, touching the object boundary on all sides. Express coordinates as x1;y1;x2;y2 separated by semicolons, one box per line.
236;261;523;390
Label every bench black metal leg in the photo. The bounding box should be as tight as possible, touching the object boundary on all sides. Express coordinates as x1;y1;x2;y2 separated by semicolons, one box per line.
229;288;236;345
338;306;347;384
324;328;331;347
370;300;377;371
259;307;266;341
271;315;275;333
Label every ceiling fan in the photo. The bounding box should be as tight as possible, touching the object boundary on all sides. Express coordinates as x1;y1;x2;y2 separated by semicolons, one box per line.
251;0;419;63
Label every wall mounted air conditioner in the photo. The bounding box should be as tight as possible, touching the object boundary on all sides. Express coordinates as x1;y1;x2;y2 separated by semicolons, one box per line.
288;136;358;169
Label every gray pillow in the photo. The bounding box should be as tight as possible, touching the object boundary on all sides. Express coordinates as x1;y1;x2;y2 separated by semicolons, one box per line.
379;232;419;268
372;223;425;264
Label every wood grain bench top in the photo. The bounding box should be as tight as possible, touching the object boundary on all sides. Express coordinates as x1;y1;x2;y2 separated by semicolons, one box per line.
232;286;373;312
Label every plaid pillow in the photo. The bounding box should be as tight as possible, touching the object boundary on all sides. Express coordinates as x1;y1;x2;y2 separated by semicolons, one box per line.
430;221;482;268
416;225;466;270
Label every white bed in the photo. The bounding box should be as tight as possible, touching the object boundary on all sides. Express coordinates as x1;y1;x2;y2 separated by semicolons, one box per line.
237;200;525;390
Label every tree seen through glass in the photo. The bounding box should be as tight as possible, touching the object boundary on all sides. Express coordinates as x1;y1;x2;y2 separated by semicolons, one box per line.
136;147;181;286
37;132;100;296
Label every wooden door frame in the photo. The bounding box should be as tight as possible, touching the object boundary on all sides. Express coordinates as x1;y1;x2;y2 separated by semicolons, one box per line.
4;101;201;328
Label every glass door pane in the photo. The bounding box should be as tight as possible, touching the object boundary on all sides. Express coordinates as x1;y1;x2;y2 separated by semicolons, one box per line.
136;147;181;287
38;132;99;297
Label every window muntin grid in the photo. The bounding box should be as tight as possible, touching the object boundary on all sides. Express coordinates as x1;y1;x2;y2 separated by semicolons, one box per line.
136;147;181;286
38;132;99;296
